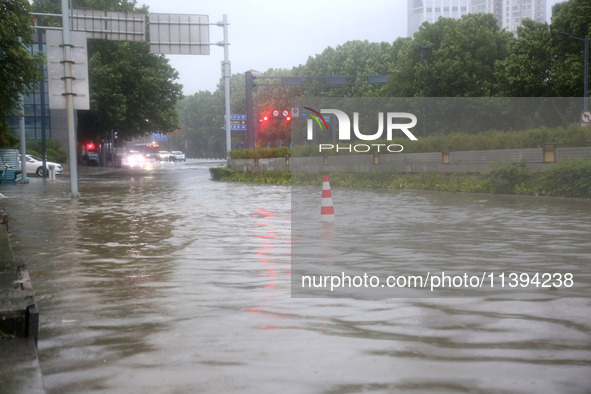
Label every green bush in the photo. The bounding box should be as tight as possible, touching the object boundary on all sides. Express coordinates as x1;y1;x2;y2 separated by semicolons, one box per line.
539;158;591;198
290;172;490;193
229;147;290;159
484;163;535;194
224;159;591;198
229;124;590;159
25;139;67;162
289;124;591;156
0;121;19;148
209;166;235;180
234;171;290;185
209;166;290;184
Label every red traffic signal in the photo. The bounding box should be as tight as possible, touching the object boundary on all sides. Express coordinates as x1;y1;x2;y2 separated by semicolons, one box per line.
86;142;96;151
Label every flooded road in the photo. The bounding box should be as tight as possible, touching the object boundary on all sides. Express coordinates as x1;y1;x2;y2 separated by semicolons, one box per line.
1;160;590;393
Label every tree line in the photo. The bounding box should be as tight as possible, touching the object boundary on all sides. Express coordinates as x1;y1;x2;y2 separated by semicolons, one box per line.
1;0;589;153
180;0;590;152
0;0;44;147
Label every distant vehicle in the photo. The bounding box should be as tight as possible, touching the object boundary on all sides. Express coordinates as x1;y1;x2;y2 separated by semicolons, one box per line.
156;151;171;161
81;142;100;166
122;150;146;167
132;143;159;159
86;151;99;166
19;154;63;177
169;151;186;161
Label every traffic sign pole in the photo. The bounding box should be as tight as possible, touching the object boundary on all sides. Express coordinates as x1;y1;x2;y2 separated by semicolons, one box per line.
221;15;231;155
61;0;80;198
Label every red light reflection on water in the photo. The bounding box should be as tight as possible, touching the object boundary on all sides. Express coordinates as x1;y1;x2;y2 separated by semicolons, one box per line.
246;207;290;329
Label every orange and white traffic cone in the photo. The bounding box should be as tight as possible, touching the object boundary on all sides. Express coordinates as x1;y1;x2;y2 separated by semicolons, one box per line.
320;174;335;222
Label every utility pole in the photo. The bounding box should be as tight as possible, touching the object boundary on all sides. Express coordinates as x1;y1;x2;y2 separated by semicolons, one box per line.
61;0;80;197
37;2;47;181
220;15;232;154
245;71;255;150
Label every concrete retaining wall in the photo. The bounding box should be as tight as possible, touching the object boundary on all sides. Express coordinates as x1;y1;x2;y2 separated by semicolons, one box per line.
228;146;591;173
0;209;45;393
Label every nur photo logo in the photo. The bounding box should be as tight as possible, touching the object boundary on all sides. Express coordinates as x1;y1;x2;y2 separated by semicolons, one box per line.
304;107;418;153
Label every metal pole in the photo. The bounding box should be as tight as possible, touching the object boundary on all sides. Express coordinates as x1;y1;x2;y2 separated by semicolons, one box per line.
245;71;255;149
39;57;47;174
37;2;47;178
222;15;232;155
19;94;28;183
16;37;28;183
584;35;588;112
61;0;80;197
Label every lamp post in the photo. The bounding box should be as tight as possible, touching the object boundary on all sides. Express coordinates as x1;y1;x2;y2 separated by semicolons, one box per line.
560;32;589;112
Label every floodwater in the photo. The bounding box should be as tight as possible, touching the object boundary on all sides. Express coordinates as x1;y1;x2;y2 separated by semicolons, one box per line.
1;160;590;393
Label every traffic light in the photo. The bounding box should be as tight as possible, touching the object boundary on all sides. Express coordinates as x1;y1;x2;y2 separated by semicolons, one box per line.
86;142;96;151
260;110;270;123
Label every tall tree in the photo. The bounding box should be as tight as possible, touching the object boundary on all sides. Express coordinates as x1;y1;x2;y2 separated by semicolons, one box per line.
300;40;394;97
385;14;513;97
495;0;590;98
549;0;591;98
78;39;182;142
495;19;554;97
177;90;225;156
33;0;183;143
0;0;44;147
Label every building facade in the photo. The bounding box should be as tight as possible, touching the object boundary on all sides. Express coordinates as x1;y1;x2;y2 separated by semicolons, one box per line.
7;36;69;150
408;0;471;37
499;0;546;33
407;0;546;37
7;41;51;141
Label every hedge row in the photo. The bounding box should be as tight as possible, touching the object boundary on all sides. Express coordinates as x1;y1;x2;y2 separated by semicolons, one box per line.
230;124;591;158
210;158;591;198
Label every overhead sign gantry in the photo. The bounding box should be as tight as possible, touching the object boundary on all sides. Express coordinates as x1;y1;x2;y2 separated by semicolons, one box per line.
36;0;231;198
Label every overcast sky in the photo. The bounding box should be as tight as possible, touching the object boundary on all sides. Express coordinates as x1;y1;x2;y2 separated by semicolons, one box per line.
140;0;564;96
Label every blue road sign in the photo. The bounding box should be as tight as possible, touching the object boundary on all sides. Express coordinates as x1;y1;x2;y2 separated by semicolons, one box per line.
226;114;247;121
224;114;247;130
151;132;167;141
224;124;247;130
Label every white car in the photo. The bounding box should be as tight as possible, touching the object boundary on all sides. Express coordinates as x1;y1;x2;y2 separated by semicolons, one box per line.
156;151;171;161
170;151;186;161
21;154;63;177
123;150;146;167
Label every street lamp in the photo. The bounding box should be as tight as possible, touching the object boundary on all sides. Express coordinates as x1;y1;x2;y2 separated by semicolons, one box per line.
560;32;589;112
